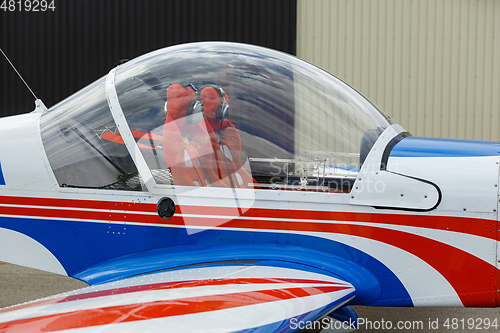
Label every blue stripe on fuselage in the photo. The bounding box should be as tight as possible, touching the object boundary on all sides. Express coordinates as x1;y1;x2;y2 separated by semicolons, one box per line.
0;162;5;185
0;215;411;306
390;136;500;158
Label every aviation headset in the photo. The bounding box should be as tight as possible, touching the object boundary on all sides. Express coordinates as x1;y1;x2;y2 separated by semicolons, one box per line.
164;83;204;125
200;85;231;121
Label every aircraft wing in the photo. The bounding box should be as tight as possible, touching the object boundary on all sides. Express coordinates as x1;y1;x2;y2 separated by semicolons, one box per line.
0;264;355;332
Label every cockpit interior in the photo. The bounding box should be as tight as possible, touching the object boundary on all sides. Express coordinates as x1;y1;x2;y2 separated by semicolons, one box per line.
40;43;391;193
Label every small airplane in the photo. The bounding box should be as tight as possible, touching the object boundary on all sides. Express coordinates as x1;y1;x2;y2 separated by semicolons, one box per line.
0;41;498;332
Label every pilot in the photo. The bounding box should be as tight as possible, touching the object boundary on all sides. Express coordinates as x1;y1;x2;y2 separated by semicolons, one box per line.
162;84;225;187
201;86;255;188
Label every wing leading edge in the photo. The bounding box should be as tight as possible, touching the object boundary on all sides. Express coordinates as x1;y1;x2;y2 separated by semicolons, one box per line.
0;265;355;332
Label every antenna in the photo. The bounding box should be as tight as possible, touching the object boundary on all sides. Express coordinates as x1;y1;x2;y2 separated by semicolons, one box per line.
0;47;37;100
0;47;47;112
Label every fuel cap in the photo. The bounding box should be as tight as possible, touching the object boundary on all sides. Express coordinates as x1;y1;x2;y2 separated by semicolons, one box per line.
157;197;176;219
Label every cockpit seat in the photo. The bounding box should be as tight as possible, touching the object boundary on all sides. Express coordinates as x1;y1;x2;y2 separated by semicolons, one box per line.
162;84;225;187
201;86;255;188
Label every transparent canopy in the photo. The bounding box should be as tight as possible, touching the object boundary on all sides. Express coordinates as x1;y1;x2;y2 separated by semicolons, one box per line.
41;42;390;192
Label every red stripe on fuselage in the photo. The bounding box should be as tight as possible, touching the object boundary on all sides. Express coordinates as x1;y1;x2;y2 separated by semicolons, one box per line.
162;215;497;306
0;196;153;213
178;205;497;240
0;195;494;240
0;285;350;332
0;196;496;306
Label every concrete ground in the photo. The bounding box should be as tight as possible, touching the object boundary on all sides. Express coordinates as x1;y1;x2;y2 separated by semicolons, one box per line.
1;262;499;332
0;261;87;308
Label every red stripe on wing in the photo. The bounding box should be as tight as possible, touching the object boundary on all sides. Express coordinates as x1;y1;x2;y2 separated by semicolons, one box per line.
0;285;351;332
0;278;346;314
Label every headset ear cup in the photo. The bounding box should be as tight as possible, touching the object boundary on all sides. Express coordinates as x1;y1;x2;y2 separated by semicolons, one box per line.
185;100;195;124
186;100;196;117
216;88;230;121
217;100;230;120
187;100;204;125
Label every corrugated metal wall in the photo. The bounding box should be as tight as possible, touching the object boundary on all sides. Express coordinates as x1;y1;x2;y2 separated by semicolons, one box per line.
297;0;500;141
0;0;296;117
